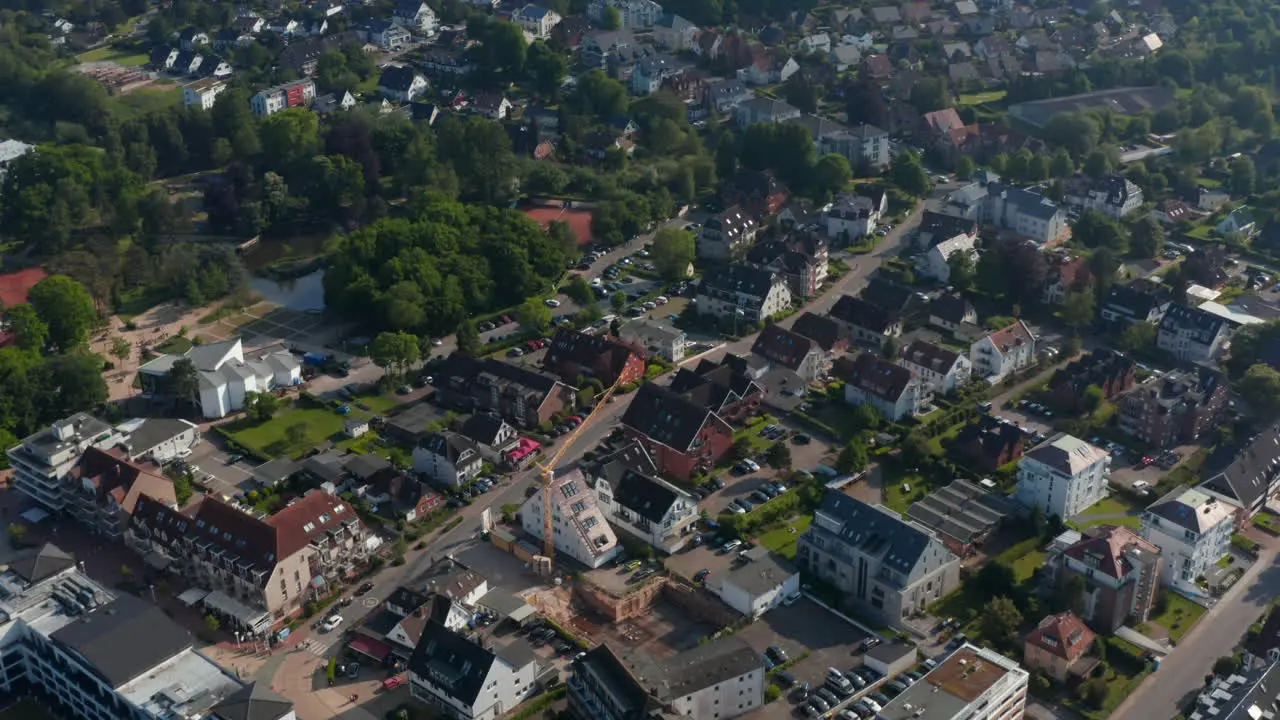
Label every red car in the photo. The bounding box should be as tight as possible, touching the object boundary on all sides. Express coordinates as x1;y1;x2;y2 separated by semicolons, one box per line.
501;315;513;324
382;675;404;691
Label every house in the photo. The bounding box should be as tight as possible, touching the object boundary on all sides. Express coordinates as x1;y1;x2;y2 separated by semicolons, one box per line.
737;48;799;86
390;0;436;33
112;417;200;465
136;338;301;418
1047;349;1136;412
921;108;965;138
949;415;1025;472
830;44;862;71
709;547;801;618
630;55;685;96
432;354;576;429
618;319;687;362
249;79;316;117
1042;253;1094;305
593;466;698;552
919;234;977;283
800;120;890;169
421;47;472;76
722;170;789;218
179;27;210;51
408;620;537;719
1023;612;1098;683
667;358;764;422
791;312;846;355
1117;367;1227;449
412;432;483;488
519;467;620;567
366;472;445;522
705;79;752;113
1157;304;1229;362
1065;174;1144;219
544;327;646;388
182;77;226;109
365;20;412;50
313;91;356;116
1015;434;1110;521
511;4;560;39
470;91;511;119
900;340;971;399
697;206;758;262
870;5;902;24
844;352;922;421
862;53;894;80
1198;425;1280;519
695;266;792;324
929;293;978;332
620;383;735;480
1141;487;1235;594
170;50;203;76
904;479;1017;558
970;320;1036;382
652;13;697;51
974;36;1013;59
751;325;825;382
150;46;180;70
128;492;373;630
733;97;801;128
457;414;520;466
1134;32;1163;56
1152;199;1196;226
798;32;830;54
587;0;663;29
1101;278;1173;327
797;491;961;623
828;295;901;349
824;194;880;242
983;183;1070;246
916;210;978;251
1045;526;1161;632
378;65;428;102
1218;206;1258;238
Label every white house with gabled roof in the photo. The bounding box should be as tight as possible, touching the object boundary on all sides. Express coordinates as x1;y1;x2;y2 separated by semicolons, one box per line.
138;338;301;419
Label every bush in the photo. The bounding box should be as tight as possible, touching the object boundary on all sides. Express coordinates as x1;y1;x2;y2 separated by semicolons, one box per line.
327;656;338;684
764;684;782;702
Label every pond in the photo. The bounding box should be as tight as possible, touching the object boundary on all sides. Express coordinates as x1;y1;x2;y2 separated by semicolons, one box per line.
249;269;326;312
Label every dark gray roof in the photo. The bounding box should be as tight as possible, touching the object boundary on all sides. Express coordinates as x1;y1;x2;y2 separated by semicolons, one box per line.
698;265;780;299
860;277;919;313
900;340;962;374
846;352;915;403
10;543;74;584
1159;303;1227;341
621;383;718;453
613;469;686;523
906;479;1016;547
929;293;975;324
345;453;393;481
253;457;301;485
420;432;479;464
574;645;651;717
650;636;762;699
459;413;507;447
1200;425;1280;509
719;550;797;595
668;359;762;414
50;593;193;688
918;211;977;245
807;491;938;575
379;65;422;92
209;682;294;720
1189;660;1280;720
589;441;658;491
123;418;194;454
408;621;500;705
830;295;898;333
791;312;841;351
302;453;346;484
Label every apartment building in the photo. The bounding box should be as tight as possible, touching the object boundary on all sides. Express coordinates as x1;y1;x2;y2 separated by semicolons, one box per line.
796;492;960;624
182;77;226;109
1046;349;1136;413
620;383;735;480
618;319;687;362
250;78;316;116
879;644;1028;720
899;339;972;399
1015;434;1110;521
750;324;826;382
697;206;759;261
544;327;646;388
412;432;483;488
520;468;620;568
408;620;538;720
970;320;1036;382
66;447;178;539
1100;278;1172;327
587;0;663;28
1117;367;1227;448
1141;487;1236;594
1157;303;1229;362
0;543;284;720
432;354;577;429
828;295;901;349
128;492;374;631
1065;174;1144;219
593;467;698;553
1045;526;1161;632
8;414;124;514
1199;425;1280;518
843;352;922;421
694;266;793;324
983;183;1069;246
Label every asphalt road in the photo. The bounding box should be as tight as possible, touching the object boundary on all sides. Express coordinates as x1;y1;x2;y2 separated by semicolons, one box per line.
1112;542;1280;718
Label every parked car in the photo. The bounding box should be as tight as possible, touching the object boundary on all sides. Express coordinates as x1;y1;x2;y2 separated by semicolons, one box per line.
355;582;375;596
321;615;343;632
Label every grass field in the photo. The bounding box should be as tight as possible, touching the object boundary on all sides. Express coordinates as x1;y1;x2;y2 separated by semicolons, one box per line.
758;516;812;559
1070;515;1142;530
114;85;181;116
1080;496;1138;515
995;536;1047;582
1145;593;1206;642
77;45;149;66
959;90;1007;105
224;404;348;459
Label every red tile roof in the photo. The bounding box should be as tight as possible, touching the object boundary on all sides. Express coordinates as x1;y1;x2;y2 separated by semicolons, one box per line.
1025;611;1095;662
1063;526;1159;581
266;491;363;559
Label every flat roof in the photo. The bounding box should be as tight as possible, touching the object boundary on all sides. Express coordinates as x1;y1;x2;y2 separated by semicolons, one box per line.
878;645;1022;720
119;647;243;717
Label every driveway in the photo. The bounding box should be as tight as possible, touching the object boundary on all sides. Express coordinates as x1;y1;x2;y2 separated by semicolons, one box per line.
187;441;257;499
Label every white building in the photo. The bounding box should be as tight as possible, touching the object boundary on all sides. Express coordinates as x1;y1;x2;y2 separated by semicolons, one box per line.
1141;487;1236;594
709;547;800;618
1157;303;1229;363
695;266;793;324
919;234;977;282
392;0;437;33
113;417;201;464
137;338;302;419
7;414;125;514
182;77;226;109
618;318;687;361
520;468;620;568
408;620;537;720
511;4;562;38
249;78;316;117
899;339;971;399
593;466;698;552
970;319;1036;382
413;432;483;488
1066;174;1144;219
877;644;1028;720
587;0;663;29
824;193;880;241
1016;434;1111;521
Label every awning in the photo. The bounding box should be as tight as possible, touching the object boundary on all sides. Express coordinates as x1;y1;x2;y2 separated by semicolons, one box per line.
203;590;270;631
177;588;210;606
20;508;49;525
348;634;393;662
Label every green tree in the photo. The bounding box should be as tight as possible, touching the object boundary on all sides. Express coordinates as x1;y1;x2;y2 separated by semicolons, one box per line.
1118;321;1156;352
166;358;200;404
109;335;131;363
980;596;1024;649
955;155;975;180
909;77;949;112
3;304;48;352
1049;149;1075;178
518;299;553;332
811;154;852;202
564;275;594;306
1081;384;1106;415
1073;211;1128;253
1240;364;1280;419
652;227;697;280
1061;291;1096;331
203;614;221;634
526;40;568;98
947;249;976;291
728;436;753;463
369;331;422;376
890;152;931;197
603;5;622;29
456;319;481;357
1230;156;1257;197
27;275;97;352
1129;216;1164;258
836;440;868;473
244;391;282;422
765;441;792;470
1079;677;1109;709
1082;149;1113;179
611;291;628;312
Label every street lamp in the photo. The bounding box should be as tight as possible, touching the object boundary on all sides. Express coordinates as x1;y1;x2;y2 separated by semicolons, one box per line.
734;307;745;336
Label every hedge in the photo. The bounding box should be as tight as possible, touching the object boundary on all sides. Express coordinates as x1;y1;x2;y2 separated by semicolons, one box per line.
509;686;567;720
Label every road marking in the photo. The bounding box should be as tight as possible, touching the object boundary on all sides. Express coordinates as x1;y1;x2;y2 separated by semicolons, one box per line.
361;598;378;608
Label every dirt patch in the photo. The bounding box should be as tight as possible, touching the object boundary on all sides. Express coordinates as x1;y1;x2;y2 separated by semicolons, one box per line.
522;206;594;245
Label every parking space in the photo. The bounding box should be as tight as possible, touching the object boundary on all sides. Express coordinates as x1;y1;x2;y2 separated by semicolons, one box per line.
186;442;256;499
665;543;745;584
736;599;873;706
698;472;785;516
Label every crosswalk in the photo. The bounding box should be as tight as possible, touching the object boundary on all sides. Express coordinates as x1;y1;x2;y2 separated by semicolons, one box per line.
300;636;341;657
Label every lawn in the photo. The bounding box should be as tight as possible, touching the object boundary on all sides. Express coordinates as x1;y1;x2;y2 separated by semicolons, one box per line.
114;85;181;116
882;475;925;515
223;404;348;459
1147;593;1206;643
1254;510;1280;534
77;44;149;66
758;516;812;559
1069;515;1142;530
1079;496;1138;515
959;90;1007;105
350;392;407;414
995;537;1048;582
155;335;193;355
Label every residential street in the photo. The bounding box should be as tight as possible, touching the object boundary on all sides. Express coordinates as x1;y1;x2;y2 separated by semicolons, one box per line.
1112;541;1280;718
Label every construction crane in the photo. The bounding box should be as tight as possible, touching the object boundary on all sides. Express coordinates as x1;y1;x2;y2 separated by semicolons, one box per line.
534;377;625;566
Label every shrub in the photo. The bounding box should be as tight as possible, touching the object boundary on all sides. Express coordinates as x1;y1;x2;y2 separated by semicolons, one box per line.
764;685;781;702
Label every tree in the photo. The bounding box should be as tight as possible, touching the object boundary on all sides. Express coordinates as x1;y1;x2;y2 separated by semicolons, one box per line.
203;614;221;634
836;440;868;473
980;596;1024;649
1118;321;1156;352
109;336;131;363
3;305;48;352
652;227;696;280
1081;384;1106;415
845;81;890;129
611;291;628;312
811;154;852;202
728;436;753;463
785;73;820;114
1061;291;1096;331
765;441;792;470
603;5;622;29
1129;216;1164;258
901;431;935;468
1060;575;1086;615
882;335;901;360
955;155;975;180
850;404;882;432
909;77;950;113
1082;149;1113;179
285;421;309;447
27;275;97;352
369;331;422;377
166;358;200;404
1079;677;1109;709
973;561;1018;601
564;275;594;306
1073;211;1128;253
1214;656;1243;677
518;299;553;332
456;320;480;357
947;250;976;291
1241;364;1280;419
890;152;931;197
1050;149;1075;178
244;391;282;422
1230;156;1257;197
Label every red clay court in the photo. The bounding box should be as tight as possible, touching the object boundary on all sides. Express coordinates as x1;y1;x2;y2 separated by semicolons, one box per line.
522;206;594;246
0;267;47;307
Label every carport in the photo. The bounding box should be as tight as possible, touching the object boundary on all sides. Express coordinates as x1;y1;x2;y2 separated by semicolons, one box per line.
476;589;536;625
177;588;210;606
203;590;271;632
348;634;394;663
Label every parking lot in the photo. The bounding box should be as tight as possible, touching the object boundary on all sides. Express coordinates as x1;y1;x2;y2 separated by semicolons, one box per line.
185;441;257;499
